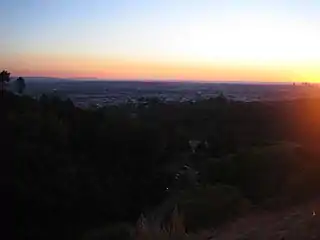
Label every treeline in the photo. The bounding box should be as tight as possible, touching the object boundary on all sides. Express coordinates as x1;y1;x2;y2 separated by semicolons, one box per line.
5;83;320;239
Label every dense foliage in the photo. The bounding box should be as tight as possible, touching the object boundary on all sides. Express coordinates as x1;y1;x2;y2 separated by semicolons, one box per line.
5;87;320;239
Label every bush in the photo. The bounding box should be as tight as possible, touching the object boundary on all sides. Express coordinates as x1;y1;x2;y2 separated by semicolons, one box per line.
82;223;133;240
153;185;251;231
198;143;302;203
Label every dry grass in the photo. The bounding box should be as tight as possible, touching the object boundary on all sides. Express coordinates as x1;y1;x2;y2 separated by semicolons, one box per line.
135;206;189;240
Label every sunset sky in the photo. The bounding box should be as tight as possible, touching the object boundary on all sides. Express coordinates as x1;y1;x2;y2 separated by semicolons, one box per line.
2;0;320;82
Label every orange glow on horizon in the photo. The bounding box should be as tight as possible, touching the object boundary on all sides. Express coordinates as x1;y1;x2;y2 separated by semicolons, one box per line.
3;53;320;83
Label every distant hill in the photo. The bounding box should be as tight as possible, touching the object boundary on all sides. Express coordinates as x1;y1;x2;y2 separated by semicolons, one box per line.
9;77;68;83
12;77;101;82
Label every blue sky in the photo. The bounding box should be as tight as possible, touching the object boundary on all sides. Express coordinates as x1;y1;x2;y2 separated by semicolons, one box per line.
1;0;320;81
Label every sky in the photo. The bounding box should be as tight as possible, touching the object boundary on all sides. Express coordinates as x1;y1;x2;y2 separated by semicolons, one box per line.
1;0;320;82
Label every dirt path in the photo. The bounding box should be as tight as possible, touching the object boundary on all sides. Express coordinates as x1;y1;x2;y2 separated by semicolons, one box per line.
210;199;320;240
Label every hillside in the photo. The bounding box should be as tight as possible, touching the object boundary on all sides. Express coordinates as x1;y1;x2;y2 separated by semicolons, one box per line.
4;88;319;240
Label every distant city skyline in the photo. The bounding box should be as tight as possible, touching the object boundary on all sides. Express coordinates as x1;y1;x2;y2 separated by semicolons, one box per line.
2;0;320;82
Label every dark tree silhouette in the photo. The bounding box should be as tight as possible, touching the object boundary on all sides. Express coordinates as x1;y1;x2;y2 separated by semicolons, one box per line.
15;77;26;94
0;70;10;95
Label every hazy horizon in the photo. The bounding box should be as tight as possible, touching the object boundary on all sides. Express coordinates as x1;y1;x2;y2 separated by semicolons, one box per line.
16;76;311;85
2;0;320;82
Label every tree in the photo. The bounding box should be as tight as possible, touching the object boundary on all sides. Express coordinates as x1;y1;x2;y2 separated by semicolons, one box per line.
15;77;26;94
0;70;10;95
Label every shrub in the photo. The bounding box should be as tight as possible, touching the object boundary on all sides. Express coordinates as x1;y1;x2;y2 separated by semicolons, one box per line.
82;223;133;240
153;185;250;232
